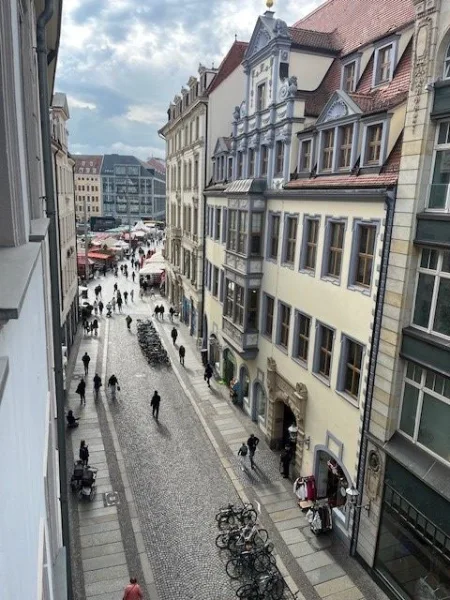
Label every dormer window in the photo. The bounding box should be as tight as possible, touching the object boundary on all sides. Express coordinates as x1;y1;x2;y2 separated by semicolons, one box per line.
374;43;393;86
257;82;266;111
299;139;312;172
365;123;383;164
342;61;356;93
322;129;335;171
338;124;353;169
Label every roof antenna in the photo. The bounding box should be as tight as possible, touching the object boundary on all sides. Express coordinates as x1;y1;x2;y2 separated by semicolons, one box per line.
235;33;237;41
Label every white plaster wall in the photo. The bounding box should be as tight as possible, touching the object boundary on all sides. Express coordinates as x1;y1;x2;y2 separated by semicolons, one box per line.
0;251;56;599
207;66;246;181
290;52;334;91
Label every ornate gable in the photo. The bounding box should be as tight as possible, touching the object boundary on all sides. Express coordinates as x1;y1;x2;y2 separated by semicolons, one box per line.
244;13;290;61
316;90;362;126
213;137;230;156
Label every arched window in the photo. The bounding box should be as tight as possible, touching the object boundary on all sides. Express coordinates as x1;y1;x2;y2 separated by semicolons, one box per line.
444;44;450;79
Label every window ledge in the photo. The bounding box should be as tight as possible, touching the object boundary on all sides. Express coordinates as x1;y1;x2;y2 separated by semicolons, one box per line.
336;390;360;408
321;275;341;286
292;356;308;370
281;262;295;270
0;242;41;321
299;268;316;277
347;284;371;296
29;218;50;242
275;344;289;355
312;372;331;388
0;357;9;404
260;333;273;343
265;257;279;265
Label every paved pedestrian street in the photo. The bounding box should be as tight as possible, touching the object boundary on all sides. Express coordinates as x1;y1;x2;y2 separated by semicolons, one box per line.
66;258;390;600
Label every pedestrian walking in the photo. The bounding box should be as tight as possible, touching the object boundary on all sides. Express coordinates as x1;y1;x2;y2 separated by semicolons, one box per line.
98;284;102;298
93;374;102;401
154;305;160;319
130;289;134;302
120;264;124;273
108;374;119;400
204;363;213;388
238;442;248;471
91;319;99;337
117;297;123;313
123;577;143;600
76;378;86;405
169;306;175;322
179;345;185;366
123;291;128;304
94;286;100;300
111;296;117;312
124;269;128;280
150;390;161;419
98;300;104;316
114;267;118;277
280;444;293;479
126;315;133;331
102;264;107;277
79;440;89;465
132;271;135;283
114;282;118;293
171;327;178;345
247;433;260;470
81;352;91;375
160;305;165;320
93;300;98;316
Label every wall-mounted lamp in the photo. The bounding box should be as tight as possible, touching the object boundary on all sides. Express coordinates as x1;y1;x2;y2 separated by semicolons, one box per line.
288;424;298;444
345;486;370;512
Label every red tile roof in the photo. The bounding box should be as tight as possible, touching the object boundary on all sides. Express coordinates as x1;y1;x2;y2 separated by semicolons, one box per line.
288;27;339;52
293;0;415;57
145;157;166;174
74;155;103;174
285;173;398;189
207;41;248;94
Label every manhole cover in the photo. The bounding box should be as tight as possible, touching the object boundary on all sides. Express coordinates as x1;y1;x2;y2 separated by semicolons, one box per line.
103;491;120;507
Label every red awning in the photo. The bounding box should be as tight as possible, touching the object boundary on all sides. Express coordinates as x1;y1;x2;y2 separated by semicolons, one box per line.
88;252;114;261
77;255;93;265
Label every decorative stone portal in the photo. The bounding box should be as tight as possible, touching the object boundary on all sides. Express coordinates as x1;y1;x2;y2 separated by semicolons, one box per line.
266;357;307;477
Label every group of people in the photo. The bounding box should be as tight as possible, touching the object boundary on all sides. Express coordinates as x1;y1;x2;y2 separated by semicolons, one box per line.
238;434;260;471
76;352;120;405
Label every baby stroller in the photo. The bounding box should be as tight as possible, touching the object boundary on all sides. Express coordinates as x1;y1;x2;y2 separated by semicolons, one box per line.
70;460;85;493
78;466;98;501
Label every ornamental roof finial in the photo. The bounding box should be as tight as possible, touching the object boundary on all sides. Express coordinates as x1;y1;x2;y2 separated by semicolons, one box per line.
266;0;274;8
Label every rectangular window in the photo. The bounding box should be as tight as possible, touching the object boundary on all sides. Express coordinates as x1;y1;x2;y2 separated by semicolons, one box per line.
247;289;259;330
303;218;319;271
295;313;310;362
354;224;376;287
237;212;248;254
365;124;383;165
284;216;297;265
412;249;450;338
343;61;356;92
215;208;221;240
269;214;280;260
221;208;227;243
225;279;234;318
322;129;335;171
219;269;225;302
399;362;450;462
228;210;237;251
228;158;233;181
263;295;274;338
237;152;243;179
375;44;392;85
428;122;450;210
234;284;244;326
250;213;263;255
248;148;255;177
278;303;291;349
316;325;334;380
257;82;266;111
342;339;363;399
212;267;219;297
326;221;345;278
275;141;284;176
339;124;353;169
260;146;268;176
300;140;312;172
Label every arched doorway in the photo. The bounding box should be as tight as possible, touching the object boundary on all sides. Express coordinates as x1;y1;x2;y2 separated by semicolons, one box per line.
272;400;297;450
223;348;236;385
314;447;351;510
252;381;267;425
239;365;250;409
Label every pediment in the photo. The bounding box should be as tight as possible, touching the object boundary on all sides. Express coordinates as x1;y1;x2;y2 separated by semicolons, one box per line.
213;137;230;156
245;14;289;61
316;90;362;126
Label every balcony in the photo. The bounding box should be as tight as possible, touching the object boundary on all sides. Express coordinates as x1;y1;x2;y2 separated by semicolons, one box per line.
222;318;259;359
224;251;263;276
171;226;182;239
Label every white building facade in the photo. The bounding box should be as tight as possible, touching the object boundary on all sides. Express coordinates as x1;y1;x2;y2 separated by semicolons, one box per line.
0;0;68;598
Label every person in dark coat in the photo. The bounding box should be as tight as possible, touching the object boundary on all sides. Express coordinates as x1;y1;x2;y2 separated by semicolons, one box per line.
204;363;213;388
126;315;133;330
280;444;293;478
76;378;86;405
179;345;185;366
91;319;99;336
98;300;104;316
117;296;123;313
67;410;79;428
81;352;91;375
79;440;89;465
171;327;178;345
150;391;161;420
247;434;260;470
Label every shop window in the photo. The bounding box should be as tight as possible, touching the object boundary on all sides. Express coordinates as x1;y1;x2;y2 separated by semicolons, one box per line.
399;361;450;462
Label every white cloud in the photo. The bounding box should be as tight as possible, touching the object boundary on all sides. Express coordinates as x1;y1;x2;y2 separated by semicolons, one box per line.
67;95;97;110
124;105;168;125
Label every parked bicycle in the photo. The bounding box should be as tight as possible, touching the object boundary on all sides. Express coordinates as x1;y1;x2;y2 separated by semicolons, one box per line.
226;542;276;580
216;502;258;530
228;523;269;555
235;571;285;600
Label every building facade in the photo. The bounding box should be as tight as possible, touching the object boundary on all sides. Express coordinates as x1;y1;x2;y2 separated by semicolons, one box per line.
0;0;68;598
160;64;217;336
355;1;450;597
74;155;104;222
101;154;166;225
51;93;78;352
203;0;415;542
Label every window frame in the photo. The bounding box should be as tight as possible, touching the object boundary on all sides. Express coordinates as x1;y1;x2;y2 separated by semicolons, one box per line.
398;361;450;465
337;335;365;404
215;207;221;241
275;140;285;177
267;212;281;261
321;128;335;171
260;145;268;177
248;148;256;178
300;216;320;273
261;293;275;339
256;81;267;112
282;214;298;266
293;311;311;366
298;138;313;173
212;266;219;297
348;220;379;292
276;301;291;351
341;59;359;93
444;44;450;79
338;123;354;170
427;121;450;211
313;322;335;383
372;38;398;87
321;218;347;281
361;118;388;167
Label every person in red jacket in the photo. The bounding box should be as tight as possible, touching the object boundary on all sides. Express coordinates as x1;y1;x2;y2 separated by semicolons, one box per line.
123;577;143;600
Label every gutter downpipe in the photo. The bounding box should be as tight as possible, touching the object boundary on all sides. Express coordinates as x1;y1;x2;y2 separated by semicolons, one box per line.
350;188;396;557
199;101;208;348
37;3;73;599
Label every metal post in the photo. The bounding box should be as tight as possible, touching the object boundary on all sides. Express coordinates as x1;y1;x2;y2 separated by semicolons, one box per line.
84;196;89;281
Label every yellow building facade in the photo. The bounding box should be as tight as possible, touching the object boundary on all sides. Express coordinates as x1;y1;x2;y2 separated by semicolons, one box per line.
74;155;103;222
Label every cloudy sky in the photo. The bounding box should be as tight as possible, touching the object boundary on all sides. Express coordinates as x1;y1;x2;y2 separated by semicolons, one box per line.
56;0;321;160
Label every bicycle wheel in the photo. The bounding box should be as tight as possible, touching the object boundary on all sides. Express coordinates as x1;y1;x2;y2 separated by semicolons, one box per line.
241;509;258;525
226;557;243;580
252;528;269;549
236;584;260;600
253;552;272;573
227;531;242;554
218;513;237;530
265;574;285;600
215;533;229;549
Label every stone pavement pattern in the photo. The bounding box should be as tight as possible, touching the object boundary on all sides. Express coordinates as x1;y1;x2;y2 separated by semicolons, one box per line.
66;254;389;600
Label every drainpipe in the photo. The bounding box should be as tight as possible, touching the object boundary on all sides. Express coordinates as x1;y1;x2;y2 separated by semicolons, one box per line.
350;189;396;557
37;2;73;599
199;100;208;347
